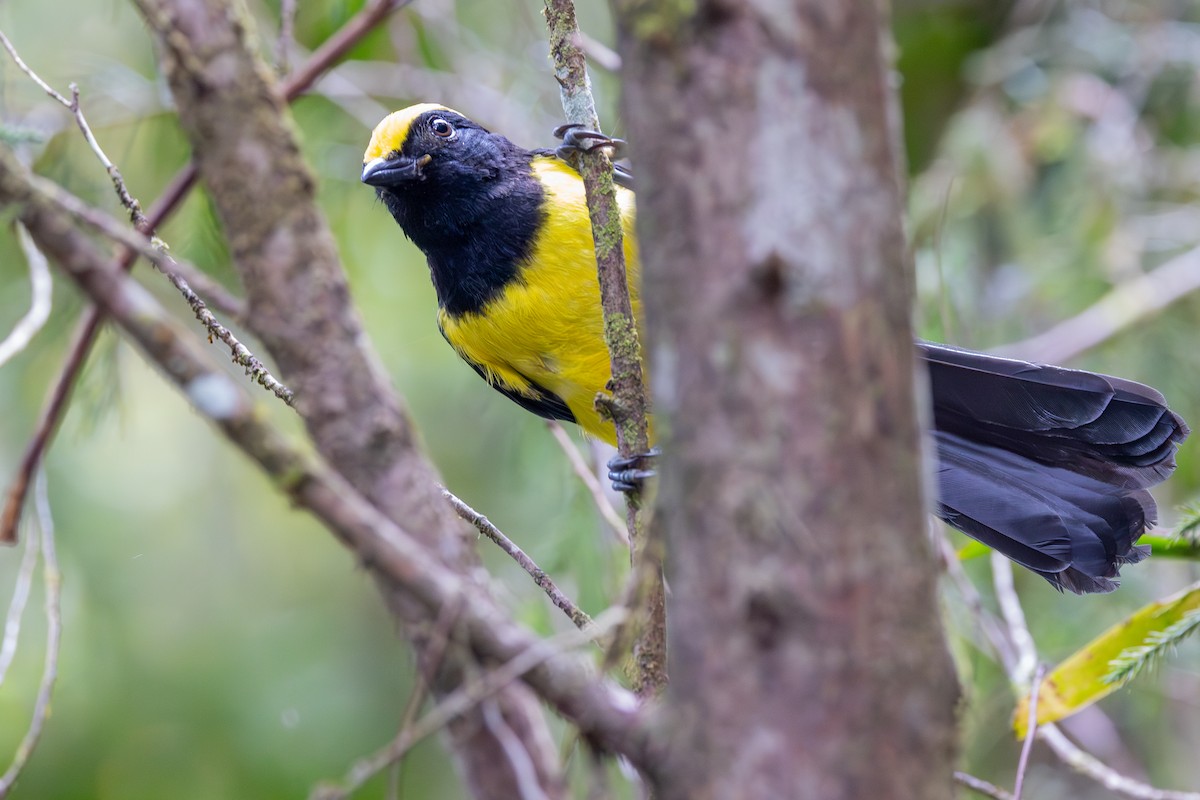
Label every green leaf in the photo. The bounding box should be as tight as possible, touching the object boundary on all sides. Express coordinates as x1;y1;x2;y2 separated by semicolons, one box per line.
1013;580;1200;737
1143;534;1200;560
956;539;991;561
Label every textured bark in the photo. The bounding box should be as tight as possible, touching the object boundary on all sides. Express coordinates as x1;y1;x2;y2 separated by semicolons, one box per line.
131;1;564;796
614;2;959;798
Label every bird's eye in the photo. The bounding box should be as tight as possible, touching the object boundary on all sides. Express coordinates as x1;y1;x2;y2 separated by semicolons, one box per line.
430;118;455;138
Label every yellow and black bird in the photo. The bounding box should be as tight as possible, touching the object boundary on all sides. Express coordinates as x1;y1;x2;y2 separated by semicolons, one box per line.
362;103;1189;594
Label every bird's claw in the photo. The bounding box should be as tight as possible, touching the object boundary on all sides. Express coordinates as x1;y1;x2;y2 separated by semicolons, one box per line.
553;124;635;189
607;447;661;494
553;124;627;160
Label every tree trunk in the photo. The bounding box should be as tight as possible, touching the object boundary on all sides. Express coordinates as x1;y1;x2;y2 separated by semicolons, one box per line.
132;1;565;796
614;2;959;798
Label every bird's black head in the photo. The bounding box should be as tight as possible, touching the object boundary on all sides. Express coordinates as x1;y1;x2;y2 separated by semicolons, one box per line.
361;103;546;316
361;104;534;246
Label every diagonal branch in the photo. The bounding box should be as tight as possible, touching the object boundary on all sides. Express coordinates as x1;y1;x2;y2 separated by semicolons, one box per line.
444;489;595;632
993;244;1200;364
132;0;571;794
0;145;653;769
0;0;411;544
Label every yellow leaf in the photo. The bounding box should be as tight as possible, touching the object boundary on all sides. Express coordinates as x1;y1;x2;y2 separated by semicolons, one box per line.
1013;580;1200;737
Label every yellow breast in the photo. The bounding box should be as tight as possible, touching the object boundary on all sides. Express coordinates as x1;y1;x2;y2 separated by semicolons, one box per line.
438;156;641;445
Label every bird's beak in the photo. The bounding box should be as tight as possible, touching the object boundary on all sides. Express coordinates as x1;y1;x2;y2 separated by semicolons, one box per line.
361;154;432;187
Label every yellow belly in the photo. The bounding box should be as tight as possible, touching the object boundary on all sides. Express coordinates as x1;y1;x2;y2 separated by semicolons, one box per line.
437;157;641;445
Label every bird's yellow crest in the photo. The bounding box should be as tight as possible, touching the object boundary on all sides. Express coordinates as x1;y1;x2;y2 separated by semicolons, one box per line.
363;103;461;162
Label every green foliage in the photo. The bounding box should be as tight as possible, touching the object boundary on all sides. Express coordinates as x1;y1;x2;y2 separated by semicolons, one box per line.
3;0;1200;797
1103;608;1200;688
1013;581;1200;737
1175;502;1200;544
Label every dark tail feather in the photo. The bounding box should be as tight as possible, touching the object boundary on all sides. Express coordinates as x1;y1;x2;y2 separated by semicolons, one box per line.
923;342;1188;594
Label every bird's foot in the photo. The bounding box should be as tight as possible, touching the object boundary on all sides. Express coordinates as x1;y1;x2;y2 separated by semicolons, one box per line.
607;447;661;494
553;124;634;189
553;124;627;160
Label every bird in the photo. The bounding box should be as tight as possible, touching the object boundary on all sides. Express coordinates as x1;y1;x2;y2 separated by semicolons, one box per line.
361;103;1189;594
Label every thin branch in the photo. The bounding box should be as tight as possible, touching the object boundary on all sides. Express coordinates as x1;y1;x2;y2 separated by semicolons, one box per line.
934;528;1017;673
0;501;39;687
387;596;463;800
574;32;620;74
0;225;53;368
275;0;298;75
0;473;62;798
0;154;649;763
543;0;665;700
443;489;595;632
546;422;627;546
278;0;415;102
991;553;1037;685
986;550;1199;798
22;172;293;405
311;611;622;800
0;0;408;544
0;30;144;226
0;29;71;105
954;772;1016;800
1038;726;1200;800
1012;664;1045;800
993;244;1200;364
480;699;550;800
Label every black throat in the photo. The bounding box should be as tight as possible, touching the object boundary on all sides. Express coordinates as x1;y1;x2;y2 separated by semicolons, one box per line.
379;149;546;317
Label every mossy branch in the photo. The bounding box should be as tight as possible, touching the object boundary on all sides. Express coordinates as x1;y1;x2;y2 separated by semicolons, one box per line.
543;0;666;699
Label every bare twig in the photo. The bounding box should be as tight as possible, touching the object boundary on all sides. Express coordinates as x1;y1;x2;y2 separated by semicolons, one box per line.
279;0;414;103
387;596;463;800
0;473;62;798
934;528;1017;673
0;152;648;762
481;699;550;800
0;30;143;226
1037;726;1200;800
954;772;1016;800
1013;664;1045;800
0;0;410;544
275;0;298;74
0;225;53;368
543;0;665;699
574;32;620;73
311;611;622;800
0;29;70;105
993;244;1200;364
546;422;627;546
991;554;1037;684
0;502;40;687
985;548;1200;798
443;489;594;632
19;172;293;405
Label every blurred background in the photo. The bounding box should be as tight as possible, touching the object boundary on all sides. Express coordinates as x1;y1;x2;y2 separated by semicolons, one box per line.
0;0;1198;797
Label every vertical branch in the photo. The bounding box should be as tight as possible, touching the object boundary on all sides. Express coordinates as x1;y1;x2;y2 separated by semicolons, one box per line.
0;473;62;798
542;0;665;698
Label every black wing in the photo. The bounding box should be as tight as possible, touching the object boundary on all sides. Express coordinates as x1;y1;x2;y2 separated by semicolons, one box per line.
438;322;576;423
459;356;577;424
924;342;1188;593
